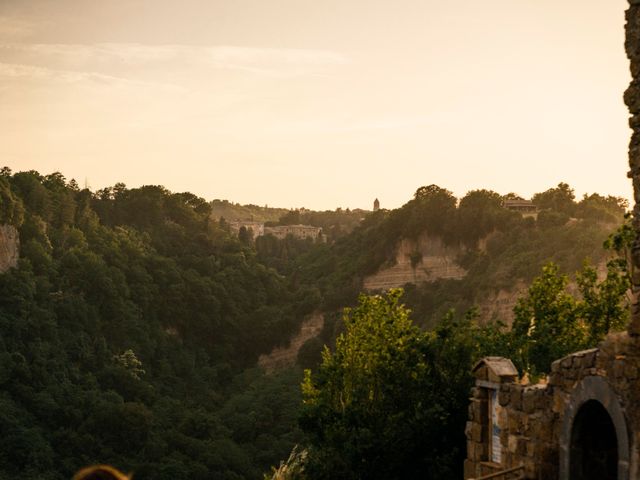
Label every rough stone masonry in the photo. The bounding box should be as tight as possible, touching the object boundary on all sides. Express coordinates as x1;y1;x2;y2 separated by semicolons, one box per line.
626;0;640;335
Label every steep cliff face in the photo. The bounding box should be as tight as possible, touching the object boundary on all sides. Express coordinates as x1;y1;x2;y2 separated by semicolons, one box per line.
363;234;467;291
476;281;528;327
0;224;19;273
258;312;325;372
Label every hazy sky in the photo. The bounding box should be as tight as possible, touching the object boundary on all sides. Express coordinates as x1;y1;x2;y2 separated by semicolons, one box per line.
0;0;632;210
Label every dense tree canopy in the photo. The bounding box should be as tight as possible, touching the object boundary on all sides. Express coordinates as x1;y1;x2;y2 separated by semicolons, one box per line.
0;171;630;480
299;292;513;480
0;169;309;479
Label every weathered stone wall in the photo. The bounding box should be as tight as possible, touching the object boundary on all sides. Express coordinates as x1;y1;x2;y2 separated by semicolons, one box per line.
464;335;640;479
626;0;640;334
0;224;19;273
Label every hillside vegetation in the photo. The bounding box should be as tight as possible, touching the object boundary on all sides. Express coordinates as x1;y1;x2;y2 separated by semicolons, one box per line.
258;184;626;325
0;170;311;480
0;169;629;480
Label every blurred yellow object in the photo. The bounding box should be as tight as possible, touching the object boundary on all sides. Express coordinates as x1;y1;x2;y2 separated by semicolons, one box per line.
73;465;131;480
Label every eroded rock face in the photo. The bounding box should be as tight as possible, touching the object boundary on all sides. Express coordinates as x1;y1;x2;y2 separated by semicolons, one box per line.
363;233;467;291
0;224;19;273
476;282;528;327
258;312;325;372
625;1;640;334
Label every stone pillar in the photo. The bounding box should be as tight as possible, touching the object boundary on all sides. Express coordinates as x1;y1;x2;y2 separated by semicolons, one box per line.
625;0;640;335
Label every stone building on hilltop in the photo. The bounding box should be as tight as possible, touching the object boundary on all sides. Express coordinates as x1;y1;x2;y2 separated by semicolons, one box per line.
264;224;324;241
463;2;640;479
503;199;538;220
227;221;324;242
228;220;265;238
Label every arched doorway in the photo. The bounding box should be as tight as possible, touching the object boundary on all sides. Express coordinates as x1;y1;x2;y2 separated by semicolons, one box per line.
570;400;618;480
559;376;630;480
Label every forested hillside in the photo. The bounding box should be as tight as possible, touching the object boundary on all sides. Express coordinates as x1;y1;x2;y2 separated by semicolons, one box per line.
0;169;629;480
0;170;310;480
280;184;625;322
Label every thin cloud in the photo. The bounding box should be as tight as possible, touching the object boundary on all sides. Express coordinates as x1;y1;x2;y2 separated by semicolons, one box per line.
0;62;184;91
0;17;35;40
0;43;349;77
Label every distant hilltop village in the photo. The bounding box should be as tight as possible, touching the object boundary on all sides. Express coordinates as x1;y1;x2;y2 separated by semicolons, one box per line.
221;197;538;244
502;198;538;219
228;221;324;242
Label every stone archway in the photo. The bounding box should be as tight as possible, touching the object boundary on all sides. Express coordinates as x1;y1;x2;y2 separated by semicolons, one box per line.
559;376;630;480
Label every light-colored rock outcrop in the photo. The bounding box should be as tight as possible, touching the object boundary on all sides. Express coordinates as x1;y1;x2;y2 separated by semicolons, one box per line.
258;312;324;372
363;234;467;291
476;281;528;327
0;224;19;273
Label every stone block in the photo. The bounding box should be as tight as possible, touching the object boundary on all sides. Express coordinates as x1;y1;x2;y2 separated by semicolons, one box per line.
508;412;521;432
514;436;528;457
548;372;562;386
523;390;536;413
614;360;626;379
466;422;482;443
469;399;481;422
508;434;518;454
560;356;573;369
564;367;577;380
583;350;597;368
553;392;567;414
468;441;484;461
499;388;510;406
500;429;508;446
526;440;536;458
463;459;477;480
511;386;523;411
524;457;536;478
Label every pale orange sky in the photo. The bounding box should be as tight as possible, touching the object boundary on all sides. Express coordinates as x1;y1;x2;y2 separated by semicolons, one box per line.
0;0;633;210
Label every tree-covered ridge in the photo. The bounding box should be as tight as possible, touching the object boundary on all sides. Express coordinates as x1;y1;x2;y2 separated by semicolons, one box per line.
211;199;291;223
0;169;629;480
284;184;626;319
0;169;310;480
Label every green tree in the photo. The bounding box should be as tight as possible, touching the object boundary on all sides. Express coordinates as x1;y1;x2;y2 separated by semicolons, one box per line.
577;260;629;344
456;189;516;246
511;263;584;376
300;290;479;480
578;215;634;343
532;182;576;215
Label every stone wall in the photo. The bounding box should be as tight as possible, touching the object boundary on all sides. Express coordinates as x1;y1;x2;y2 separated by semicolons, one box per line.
626;0;640;334
464;334;640;479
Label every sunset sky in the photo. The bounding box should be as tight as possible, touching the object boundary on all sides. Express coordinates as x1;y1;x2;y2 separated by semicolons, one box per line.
0;0;632;210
